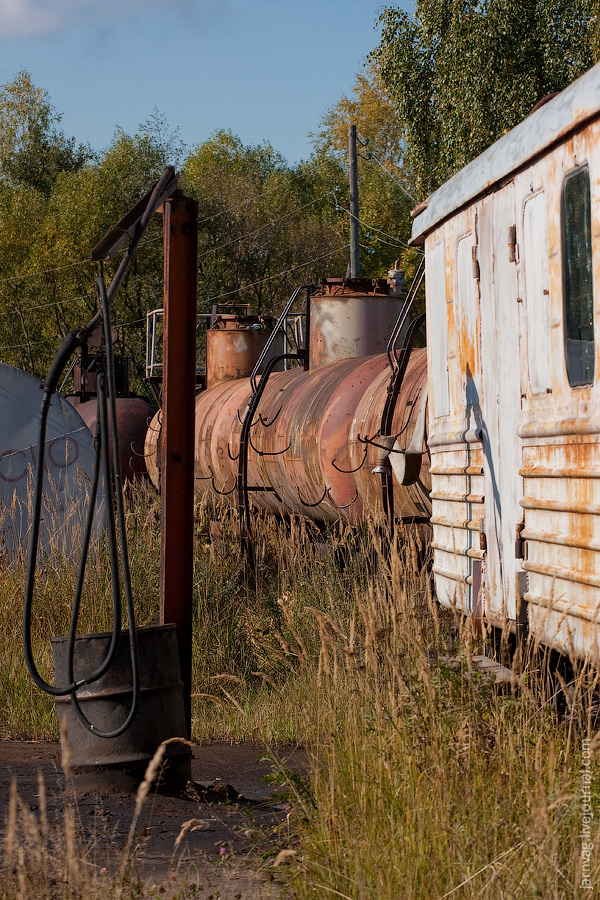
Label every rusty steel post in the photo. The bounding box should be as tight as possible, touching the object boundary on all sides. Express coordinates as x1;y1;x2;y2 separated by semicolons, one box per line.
159;193;198;738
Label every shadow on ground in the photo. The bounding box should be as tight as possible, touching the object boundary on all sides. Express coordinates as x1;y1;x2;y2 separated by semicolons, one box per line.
0;740;307;898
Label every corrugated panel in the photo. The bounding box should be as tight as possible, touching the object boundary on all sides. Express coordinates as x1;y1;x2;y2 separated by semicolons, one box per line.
520;435;600;660
429;434;484;613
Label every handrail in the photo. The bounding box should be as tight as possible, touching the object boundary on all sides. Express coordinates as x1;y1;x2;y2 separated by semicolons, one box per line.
386;257;425;372
250;284;313;394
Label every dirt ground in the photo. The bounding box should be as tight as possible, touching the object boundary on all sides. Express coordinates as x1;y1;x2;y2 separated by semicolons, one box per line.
0;740;308;898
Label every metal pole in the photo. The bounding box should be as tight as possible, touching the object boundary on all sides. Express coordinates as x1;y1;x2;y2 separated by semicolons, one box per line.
348;125;360;279
159;193;198;738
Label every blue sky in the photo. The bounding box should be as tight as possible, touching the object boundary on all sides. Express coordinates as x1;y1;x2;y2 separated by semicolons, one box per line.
0;0;411;165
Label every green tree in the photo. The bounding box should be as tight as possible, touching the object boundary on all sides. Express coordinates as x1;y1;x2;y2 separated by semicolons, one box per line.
0;70;91;197
30;127;172;384
373;0;600;196
182;131;347;315
0;113;173;381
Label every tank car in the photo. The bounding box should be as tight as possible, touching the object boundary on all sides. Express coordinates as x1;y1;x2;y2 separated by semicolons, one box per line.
146;280;431;526
412;61;600;663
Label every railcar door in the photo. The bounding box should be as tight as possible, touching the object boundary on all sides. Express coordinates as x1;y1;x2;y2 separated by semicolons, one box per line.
478;183;524;623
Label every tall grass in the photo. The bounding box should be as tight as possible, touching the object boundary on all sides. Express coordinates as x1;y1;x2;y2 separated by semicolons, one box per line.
260;527;600;900
0;486;599;898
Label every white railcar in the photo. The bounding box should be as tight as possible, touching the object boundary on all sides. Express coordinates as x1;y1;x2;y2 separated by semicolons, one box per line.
412;62;600;662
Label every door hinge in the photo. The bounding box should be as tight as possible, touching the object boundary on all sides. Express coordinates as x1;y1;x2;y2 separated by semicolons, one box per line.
508;225;518;263
515;522;527;559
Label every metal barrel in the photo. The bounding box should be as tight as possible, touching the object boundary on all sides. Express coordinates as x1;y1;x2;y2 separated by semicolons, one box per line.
308;282;404;371
206;319;284;389
52;624;191;791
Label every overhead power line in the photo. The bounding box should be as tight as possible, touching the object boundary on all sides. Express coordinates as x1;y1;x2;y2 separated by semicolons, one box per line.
195;167;311;228
368;154;416;204
206;243;350;303
334;203;421;253
198;189;338;260
0;257;95;286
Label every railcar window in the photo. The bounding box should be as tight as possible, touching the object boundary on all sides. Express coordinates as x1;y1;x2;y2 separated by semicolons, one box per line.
562;166;594;387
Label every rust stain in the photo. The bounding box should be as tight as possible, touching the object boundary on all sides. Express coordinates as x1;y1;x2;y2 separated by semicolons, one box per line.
206;315;282;389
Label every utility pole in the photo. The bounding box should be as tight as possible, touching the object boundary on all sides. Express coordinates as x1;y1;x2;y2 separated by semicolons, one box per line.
348;124;360;279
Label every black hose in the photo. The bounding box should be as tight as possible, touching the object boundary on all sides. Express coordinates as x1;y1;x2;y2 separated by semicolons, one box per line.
21;165;175;726
65;278;140;738
23;287;140;733
23;342;94;695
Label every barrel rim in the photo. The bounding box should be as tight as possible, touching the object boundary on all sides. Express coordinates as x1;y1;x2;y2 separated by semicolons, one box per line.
51;622;177;645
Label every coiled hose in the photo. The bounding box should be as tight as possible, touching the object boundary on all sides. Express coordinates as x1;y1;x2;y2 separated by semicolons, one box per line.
22;166;178;736
23;276;140;737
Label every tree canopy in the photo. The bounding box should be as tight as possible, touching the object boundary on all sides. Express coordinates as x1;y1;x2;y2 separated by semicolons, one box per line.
1;11;598;384
373;0;600;196
0;75;351;383
182;130;347;314
0;70;91;197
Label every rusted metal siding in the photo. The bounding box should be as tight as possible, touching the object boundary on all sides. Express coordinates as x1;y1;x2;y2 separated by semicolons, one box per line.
423;77;600;662
516;122;600;660
77;397;156;482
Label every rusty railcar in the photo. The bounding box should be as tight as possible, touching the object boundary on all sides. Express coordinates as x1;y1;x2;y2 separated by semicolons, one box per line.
146;279;431;526
412;62;600;662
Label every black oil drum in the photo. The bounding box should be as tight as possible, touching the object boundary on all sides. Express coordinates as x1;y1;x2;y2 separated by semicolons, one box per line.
52;624;191;792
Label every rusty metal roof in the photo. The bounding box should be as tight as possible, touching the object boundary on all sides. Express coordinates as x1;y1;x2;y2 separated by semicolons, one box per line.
410;61;600;244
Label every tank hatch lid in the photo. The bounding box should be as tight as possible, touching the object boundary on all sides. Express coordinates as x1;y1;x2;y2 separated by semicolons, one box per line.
410;60;600;245
209;314;275;330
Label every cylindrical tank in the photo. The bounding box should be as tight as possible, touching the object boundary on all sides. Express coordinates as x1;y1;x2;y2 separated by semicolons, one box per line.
77;397;157;481
146;281;430;526
309;279;403;371
188;349;430;525
206;314;284;389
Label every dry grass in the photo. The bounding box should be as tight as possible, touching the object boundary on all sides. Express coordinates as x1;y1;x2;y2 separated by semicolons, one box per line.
271;532;600;900
0;486;599;898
